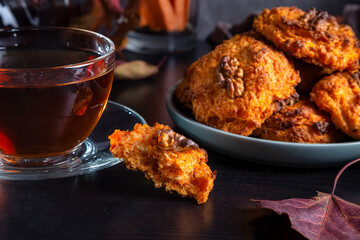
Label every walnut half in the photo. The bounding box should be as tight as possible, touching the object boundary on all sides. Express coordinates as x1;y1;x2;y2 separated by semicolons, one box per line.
155;129;199;151
216;55;245;99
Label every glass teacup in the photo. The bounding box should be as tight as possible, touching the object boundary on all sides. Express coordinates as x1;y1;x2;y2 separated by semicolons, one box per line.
0;27;115;167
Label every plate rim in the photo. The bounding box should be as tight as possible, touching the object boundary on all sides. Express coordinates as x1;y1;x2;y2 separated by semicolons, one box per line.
165;81;360;167
166;82;360;148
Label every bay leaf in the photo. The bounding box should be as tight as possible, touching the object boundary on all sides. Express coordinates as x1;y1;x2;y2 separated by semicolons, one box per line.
114;60;158;80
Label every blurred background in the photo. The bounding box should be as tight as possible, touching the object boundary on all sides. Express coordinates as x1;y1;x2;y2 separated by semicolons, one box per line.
197;0;359;39
0;0;359;40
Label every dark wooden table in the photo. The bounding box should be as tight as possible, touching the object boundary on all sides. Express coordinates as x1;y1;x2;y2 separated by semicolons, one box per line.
1;42;360;240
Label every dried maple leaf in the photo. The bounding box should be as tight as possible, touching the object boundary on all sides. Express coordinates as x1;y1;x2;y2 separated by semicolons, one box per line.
254;158;360;240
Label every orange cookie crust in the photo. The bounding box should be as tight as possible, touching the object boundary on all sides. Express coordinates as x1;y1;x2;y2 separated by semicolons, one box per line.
109;123;216;204
310;71;360;140
253;6;360;71
175;32;300;136
253;98;345;143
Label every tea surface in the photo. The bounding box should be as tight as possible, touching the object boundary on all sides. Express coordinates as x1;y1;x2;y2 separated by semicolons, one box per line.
0;48;98;68
0;48;113;159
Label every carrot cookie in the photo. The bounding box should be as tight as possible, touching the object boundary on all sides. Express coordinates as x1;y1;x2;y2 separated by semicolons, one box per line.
253;98;345;143
109;123;216;204
253;6;360;71
175;32;300;136
310;71;360;140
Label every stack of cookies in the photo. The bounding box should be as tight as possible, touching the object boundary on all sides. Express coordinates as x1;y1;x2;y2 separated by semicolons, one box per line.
175;6;360;143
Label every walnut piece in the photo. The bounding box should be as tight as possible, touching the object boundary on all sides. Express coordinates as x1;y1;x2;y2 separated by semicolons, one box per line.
352;71;360;80
299;7;337;29
216;55;245;99
352;71;360;87
156;129;199;151
275;92;300;112
313;121;329;134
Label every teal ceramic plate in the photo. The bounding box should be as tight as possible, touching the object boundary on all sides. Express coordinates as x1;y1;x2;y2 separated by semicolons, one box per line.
166;83;360;167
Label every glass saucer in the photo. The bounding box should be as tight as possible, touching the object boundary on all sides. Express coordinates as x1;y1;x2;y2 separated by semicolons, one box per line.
0;101;146;180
